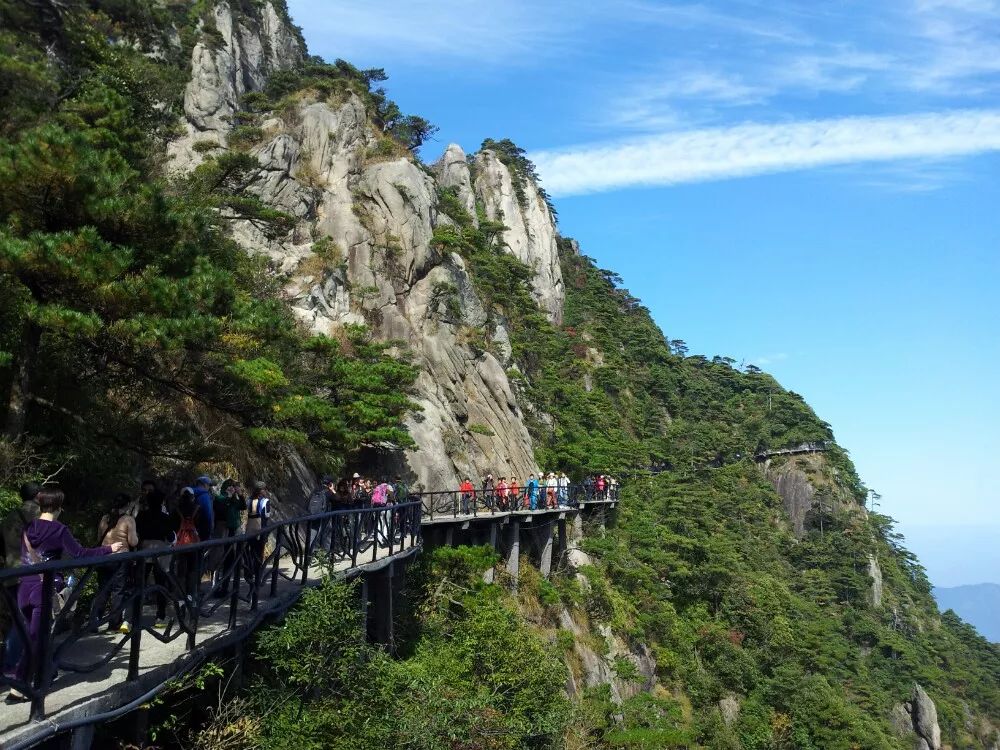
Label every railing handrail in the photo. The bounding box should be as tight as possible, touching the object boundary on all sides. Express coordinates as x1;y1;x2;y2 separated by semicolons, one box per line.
0;501;422;583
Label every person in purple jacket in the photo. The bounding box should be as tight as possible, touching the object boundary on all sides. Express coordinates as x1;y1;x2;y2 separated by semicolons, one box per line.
6;487;122;703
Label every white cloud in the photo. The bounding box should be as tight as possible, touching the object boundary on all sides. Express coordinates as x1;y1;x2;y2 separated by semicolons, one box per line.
286;0;592;65
531;109;1000;195
606;70;767;130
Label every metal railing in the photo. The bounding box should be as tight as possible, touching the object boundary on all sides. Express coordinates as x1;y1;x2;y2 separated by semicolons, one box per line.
0;501;422;722
419;483;620;520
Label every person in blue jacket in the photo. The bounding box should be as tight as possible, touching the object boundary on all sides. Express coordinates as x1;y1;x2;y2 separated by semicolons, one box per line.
526;474;540;511
193;476;216;543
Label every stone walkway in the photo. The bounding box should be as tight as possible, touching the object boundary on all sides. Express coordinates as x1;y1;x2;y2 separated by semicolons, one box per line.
0;537;418;750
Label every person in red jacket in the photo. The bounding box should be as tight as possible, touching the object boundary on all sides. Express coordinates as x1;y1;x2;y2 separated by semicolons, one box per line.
459;478;475;515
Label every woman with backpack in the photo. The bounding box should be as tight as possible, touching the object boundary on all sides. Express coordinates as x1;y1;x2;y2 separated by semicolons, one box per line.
244;482;271;587
93;494;139;634
172;488;202;605
7;488;123;704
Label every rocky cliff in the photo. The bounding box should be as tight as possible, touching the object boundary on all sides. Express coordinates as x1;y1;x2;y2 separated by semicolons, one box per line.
168;2;566;491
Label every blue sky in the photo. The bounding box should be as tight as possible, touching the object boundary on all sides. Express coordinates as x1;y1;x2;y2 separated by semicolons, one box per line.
287;1;1000;587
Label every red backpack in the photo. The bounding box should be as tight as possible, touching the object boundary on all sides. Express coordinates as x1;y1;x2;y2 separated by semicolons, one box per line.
175;509;199;546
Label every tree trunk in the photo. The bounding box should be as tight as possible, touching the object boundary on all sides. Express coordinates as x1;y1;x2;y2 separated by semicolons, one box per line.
4;322;40;440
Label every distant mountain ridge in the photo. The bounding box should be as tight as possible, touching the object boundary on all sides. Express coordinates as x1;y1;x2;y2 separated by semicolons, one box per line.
935;583;1000;642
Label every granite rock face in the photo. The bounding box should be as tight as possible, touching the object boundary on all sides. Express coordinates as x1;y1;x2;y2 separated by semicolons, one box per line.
168;16;566;491
168;1;304;171
892;685;943;750
473;150;564;324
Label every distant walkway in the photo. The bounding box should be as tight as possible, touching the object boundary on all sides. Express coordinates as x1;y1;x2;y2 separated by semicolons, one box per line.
419;485;619;523
754;441;829;461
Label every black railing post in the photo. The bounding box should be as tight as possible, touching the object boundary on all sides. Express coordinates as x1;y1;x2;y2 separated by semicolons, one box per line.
187;549;203;651
30;570;55;720
250;535;261;612
351;511;360;567
229;540;243;630
128;559;145;681
388;506;396;556
302;521;312;586
372;509;379;563
269;528;280;598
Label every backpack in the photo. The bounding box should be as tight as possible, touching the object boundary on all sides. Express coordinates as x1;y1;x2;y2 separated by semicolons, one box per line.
246;497;267;534
100;510;124;545
175;509;200;546
307;488;329;516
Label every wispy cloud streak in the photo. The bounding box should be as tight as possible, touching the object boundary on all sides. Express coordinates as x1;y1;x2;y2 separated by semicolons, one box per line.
532;110;1000;195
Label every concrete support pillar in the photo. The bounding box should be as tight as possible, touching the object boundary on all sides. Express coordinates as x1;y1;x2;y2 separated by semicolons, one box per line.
557;518;567;567
503;519;520;590
444;526;454;547
538;523;554;579
358;576;369;631
367;561;395;652
570;512;583;544
484;521;500;584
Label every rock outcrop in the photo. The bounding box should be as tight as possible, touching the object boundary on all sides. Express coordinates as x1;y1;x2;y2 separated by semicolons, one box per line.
473;150;564;323
893;684;943;750
167;12;567;490
869;553;884;608
763;457;817;537
168;1;304;170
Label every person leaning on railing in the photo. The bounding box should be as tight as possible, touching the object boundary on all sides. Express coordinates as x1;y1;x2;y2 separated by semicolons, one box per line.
6;487;124;704
1;482;41;679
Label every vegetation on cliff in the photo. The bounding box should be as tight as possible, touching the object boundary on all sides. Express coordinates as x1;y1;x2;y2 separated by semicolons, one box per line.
0;0;417;511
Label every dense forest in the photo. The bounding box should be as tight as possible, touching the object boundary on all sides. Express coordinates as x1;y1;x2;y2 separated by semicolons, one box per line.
1;1;997;749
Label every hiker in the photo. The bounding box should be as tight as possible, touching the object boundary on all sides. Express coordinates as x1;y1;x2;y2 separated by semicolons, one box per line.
173;487;202;603
459;477;475;514
392;475;409;537
596;474;606;500
545;473;557;509
349;473;365;507
135;485;178;626
308;475;335;553
244;482;271;585
509;475;521;509
93;494;139;634
7;488;122;704
526;474;540;511
192;476;216;545
482;473;496;510
371;479;392;538
582;475;595;502
334;478;351;509
1;482;40;677
558;472;570;506
496;477;509;511
212;479;245;596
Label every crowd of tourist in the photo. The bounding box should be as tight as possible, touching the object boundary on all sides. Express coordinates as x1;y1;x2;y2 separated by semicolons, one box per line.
0;467;616;704
0;470;416;705
456;472;619;514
